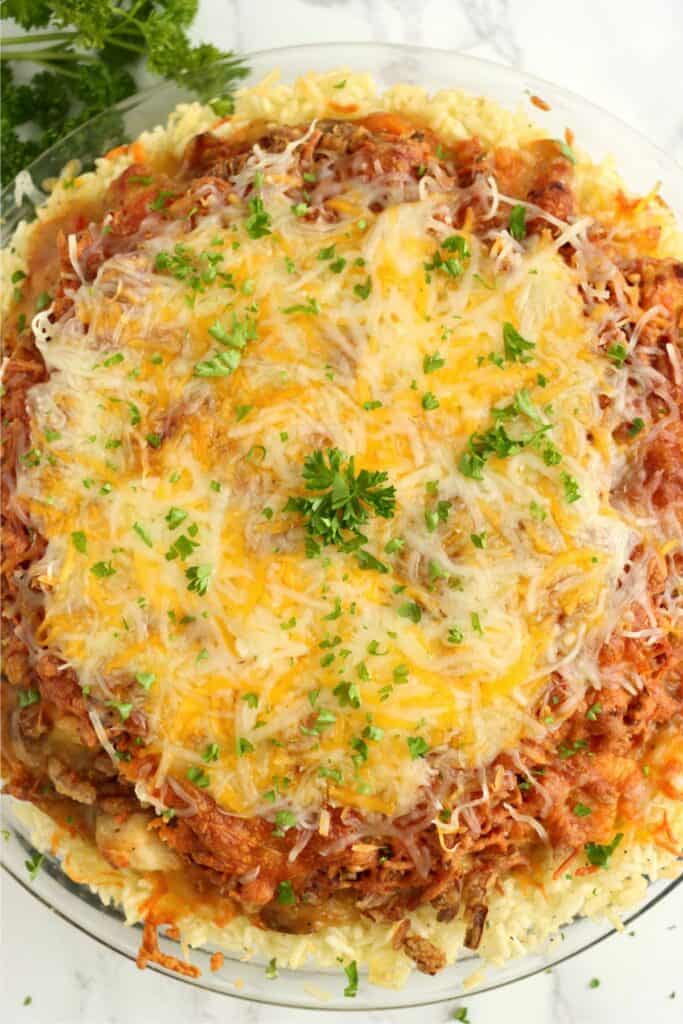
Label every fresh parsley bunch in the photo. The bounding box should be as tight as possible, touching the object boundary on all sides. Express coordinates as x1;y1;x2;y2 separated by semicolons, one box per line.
286;448;396;565
1;1;246;186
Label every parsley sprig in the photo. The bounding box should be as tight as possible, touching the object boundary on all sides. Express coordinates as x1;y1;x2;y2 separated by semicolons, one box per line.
286;448;396;568
1;1;247;188
458;387;553;480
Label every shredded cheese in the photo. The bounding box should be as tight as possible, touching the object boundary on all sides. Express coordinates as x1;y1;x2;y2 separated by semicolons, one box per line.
15;132;676;826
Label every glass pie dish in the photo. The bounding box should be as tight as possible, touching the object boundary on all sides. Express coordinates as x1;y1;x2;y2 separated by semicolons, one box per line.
1;42;682;1011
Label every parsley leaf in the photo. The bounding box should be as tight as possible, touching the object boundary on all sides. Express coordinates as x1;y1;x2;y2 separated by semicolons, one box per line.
285;448;395;565
185;564;212;596
343;960;359;998
397;601;422;623
423;351;445;374
245;195;272;238
71;530;87;554
276;880;296;905
502;322;535;363
585;832;623;868
407;736;429;759
353;277;372;300
90;560;116;578
25;851;44;883
508;203;527;241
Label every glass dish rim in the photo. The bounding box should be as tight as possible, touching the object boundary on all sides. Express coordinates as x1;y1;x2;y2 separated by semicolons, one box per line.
2;38;682;1010
4;843;682;1012
2;39;681;214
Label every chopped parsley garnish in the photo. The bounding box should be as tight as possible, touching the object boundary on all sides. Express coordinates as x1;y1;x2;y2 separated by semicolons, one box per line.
285;448;395;568
343;960;359;998
194;350;241;377
502;322;535;363
146;432;162;448
585;832;623;868
102;352;124;368
470;531;487;549
303;708;337;734
586;702;602;721
106;699;133;722
194;315;257;378
407;736;429;759
18;689;40;708
628;417;645;437
236;737;255;757
71;530;87;554
291;201;309;217
235;404;253;422
356;549;389;573
589;978;601;989
422;391;440;411
245;195;272;238
573;802;592;817
353;277;373;300
363;399;383;411
607;342;628;368
470;612;484;636
186;765;210;787
543;441;562;466
185;564;212;596
529;501;547;522
423;351;446;374
508;203;527;241
135;672;155;691
273;810;297;835
165;507;187;529
558;738;588;759
424;234;470;283
90;560;116;578
265;958;278;980
276;880;296;905
333;681;361;708
241;692;259;708
447;626;464;645
202;743;220;763
165;534;199;561
154;243;232;296
458;389;553;480
25;851;44;882
282;297;320;316
132;522;153;548
397;601;422;624
150;189;174;211
561;471;581;503
557;139;577;164
425;500;450;533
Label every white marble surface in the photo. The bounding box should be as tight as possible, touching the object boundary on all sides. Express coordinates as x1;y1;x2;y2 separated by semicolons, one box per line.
2;1;683;1022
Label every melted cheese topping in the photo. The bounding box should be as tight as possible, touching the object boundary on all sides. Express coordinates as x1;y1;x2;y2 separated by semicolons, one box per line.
18;136;646;822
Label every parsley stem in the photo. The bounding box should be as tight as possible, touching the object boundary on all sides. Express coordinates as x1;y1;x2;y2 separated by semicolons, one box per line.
1;31;79;45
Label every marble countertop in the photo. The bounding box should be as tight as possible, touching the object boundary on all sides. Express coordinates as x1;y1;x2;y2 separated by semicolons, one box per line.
1;1;682;1022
